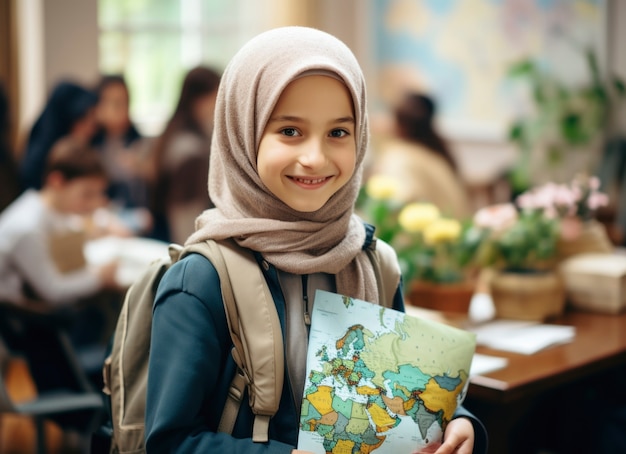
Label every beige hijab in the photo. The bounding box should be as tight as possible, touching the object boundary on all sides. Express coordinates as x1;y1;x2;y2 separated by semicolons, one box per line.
187;26;378;303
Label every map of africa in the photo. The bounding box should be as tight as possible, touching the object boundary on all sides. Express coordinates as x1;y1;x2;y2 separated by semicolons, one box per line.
298;290;476;453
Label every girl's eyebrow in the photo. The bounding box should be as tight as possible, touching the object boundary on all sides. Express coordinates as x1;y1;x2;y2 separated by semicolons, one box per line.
335;116;356;124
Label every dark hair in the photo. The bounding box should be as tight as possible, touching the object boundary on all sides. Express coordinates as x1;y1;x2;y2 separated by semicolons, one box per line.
151;66;221;172
96;74;128;94
20;81;99;189
92;74;142;146
44;138;107;182
165;66;220;137
394;93;457;172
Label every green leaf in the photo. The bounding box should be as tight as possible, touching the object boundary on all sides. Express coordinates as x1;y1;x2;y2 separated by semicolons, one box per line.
507;59;535;78
614;77;626;97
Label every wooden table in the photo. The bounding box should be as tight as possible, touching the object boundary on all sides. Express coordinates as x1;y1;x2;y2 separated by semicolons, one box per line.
465;310;626;453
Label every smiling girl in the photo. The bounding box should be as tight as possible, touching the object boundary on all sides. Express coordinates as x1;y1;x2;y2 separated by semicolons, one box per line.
145;26;487;454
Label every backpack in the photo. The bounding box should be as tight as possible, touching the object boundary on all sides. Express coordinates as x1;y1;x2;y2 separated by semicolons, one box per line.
101;237;401;454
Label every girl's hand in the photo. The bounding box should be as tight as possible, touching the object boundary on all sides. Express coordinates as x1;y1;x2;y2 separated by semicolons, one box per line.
438;417;474;454
413;417;475;454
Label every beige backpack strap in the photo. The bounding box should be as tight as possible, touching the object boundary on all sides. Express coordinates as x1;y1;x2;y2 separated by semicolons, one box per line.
366;238;402;308
185;239;284;443
218;370;247;435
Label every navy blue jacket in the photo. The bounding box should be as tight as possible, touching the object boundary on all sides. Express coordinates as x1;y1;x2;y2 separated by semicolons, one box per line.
145;233;488;453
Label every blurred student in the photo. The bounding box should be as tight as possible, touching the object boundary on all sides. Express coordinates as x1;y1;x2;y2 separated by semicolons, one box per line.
0;81;20;211
148;65;221;244
92;75;152;234
0;139;119;306
20;80;99;190
370;92;471;219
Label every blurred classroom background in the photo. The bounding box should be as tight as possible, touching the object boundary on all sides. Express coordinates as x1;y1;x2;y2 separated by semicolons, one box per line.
2;0;625;217
1;1;626;453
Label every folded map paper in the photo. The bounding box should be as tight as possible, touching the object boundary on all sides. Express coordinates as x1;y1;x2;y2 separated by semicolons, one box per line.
298;290;476;453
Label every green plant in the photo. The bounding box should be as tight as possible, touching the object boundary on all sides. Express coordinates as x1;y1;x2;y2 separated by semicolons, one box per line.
357;176;486;290
474;202;560;272
506;45;626;194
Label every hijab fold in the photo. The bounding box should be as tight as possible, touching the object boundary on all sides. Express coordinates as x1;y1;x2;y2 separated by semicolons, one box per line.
187;26;379;303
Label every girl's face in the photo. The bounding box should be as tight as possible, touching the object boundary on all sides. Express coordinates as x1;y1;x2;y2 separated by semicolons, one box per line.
96;82;131;136
193;91;218;136
257;75;357;212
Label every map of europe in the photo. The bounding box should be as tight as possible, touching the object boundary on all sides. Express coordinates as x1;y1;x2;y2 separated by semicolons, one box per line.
298;290;476;453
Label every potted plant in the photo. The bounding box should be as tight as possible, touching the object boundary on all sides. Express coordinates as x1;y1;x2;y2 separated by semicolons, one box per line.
357;175;486;313
473;197;564;321
516;174;612;261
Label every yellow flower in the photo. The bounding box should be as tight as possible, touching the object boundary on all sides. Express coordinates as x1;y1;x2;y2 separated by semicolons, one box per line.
398;203;440;233
423;218;462;245
365;175;399;201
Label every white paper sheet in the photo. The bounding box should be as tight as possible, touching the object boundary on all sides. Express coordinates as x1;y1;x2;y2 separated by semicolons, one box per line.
469;319;576;355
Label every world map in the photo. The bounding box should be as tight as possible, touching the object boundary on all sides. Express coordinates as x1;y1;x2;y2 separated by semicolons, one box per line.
371;0;604;140
298;290;476;453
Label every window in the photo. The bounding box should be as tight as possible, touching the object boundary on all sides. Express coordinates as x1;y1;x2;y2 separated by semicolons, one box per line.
98;0;264;136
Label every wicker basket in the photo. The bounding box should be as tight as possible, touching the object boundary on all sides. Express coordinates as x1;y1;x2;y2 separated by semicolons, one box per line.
490;270;566;321
557;219;613;262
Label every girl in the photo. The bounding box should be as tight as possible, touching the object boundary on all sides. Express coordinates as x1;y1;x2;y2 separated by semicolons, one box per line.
147;66;221;244
145;26;487;454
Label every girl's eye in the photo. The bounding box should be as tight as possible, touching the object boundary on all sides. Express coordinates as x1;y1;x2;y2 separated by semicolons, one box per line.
280;128;300;137
329;129;349;138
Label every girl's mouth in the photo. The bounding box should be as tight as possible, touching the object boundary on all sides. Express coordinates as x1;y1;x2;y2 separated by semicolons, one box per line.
289;176;331;188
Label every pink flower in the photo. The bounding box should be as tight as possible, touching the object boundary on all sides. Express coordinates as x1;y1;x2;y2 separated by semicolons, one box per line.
473;203;518;233
587;192;609;210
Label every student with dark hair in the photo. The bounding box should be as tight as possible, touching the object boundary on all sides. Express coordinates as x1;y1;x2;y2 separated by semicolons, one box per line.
0;139;118;305
20;81;99;190
92;74;151;234
148;65;221;243
370;92;471;219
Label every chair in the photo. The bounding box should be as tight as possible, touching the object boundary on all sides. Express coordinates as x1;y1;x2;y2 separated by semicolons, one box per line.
0;301;105;454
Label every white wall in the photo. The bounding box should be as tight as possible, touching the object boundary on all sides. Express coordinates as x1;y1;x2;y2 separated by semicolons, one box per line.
16;0;99;145
42;0;99;90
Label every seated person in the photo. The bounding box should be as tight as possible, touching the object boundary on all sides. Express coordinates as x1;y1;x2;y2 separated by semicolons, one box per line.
92;74;152;235
147;66;221;244
20;80;99;191
0;139;119;307
369;92;471;219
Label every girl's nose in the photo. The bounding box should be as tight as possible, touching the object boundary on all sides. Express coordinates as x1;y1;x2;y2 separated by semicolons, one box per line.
298;139;327;168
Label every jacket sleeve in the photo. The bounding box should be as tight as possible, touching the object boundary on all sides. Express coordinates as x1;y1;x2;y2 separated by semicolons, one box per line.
145;254;293;454
13;230;101;304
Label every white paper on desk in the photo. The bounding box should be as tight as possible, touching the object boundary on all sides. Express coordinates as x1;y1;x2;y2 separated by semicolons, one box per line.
84;236;169;286
470;354;509;376
469;320;576;355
